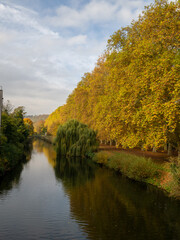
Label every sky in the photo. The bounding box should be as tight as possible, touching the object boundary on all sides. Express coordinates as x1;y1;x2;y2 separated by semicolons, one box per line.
0;0;155;115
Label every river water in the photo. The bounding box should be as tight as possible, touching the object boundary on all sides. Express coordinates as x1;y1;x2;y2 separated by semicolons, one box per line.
0;140;180;240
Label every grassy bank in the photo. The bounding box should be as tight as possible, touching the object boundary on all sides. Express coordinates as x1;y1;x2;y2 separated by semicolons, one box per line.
93;151;180;199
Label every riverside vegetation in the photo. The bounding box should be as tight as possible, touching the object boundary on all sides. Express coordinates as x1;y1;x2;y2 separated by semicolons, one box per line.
93;151;180;198
0;104;33;176
53;119;180;198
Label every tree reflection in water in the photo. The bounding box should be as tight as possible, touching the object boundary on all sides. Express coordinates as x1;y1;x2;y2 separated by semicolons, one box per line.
54;156;96;188
48;142;179;240
13;140;180;240
0;141;33;196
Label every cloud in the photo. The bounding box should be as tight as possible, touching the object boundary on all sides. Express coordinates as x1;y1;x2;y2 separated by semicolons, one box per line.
0;60;70;114
0;2;58;36
48;1;117;28
0;32;14;44
47;0;150;28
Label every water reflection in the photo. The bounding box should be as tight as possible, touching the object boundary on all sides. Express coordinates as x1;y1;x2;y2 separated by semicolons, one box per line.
38;141;179;240
33;140;180;240
54;156;96;188
66;169;180;240
33;140;56;167
1;140;179;240
0;142;33;196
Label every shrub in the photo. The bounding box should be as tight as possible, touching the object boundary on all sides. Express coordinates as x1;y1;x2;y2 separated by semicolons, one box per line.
93;151;112;165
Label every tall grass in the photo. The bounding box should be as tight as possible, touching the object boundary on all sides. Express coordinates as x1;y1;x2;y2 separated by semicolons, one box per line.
169;157;180;198
93;151;161;182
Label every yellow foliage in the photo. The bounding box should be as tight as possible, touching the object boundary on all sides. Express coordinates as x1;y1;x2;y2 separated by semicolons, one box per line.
45;0;180;152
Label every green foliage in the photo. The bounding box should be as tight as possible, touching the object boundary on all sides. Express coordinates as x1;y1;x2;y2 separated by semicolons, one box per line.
0;106;30;176
55;120;99;157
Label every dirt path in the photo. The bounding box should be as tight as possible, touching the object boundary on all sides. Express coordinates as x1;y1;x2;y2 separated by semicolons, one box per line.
99;145;169;163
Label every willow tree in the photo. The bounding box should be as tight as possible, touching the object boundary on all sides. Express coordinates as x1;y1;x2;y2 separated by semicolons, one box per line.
55;120;99;157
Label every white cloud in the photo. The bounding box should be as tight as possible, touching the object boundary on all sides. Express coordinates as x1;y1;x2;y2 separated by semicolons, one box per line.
48;1;118;28
0;32;14;44
0;1;102;114
47;0;150;28
0;3;58;36
67;34;87;45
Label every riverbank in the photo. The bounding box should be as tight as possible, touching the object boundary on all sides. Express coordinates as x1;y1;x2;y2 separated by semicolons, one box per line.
37;136;170;161
93;151;180;199
32;136;180;199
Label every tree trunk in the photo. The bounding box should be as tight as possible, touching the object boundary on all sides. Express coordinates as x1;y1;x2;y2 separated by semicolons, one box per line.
168;143;172;156
164;143;168;151
110;140;113;146
152;147;156;152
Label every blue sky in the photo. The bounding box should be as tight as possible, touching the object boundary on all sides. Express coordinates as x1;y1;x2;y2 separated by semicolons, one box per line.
0;0;155;114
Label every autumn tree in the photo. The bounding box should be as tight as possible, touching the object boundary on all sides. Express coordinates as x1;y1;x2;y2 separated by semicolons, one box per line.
24;118;34;136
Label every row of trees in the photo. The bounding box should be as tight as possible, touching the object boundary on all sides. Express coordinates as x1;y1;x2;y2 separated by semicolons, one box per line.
45;0;180;155
0;104;33;176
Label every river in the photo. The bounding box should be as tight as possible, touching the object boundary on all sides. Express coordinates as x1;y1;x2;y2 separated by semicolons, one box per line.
0;140;180;240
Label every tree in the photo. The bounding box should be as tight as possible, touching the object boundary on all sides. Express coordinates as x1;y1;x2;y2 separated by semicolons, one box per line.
24;118;34;136
0;105;31;175
45;0;180;155
55;120;99;157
